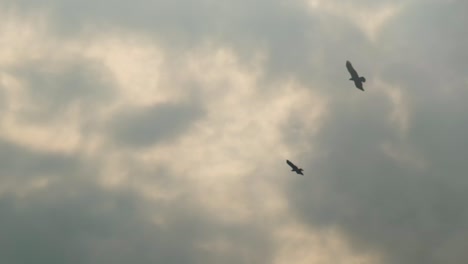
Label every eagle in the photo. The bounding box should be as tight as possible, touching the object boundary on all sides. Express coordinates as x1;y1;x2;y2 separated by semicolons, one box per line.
346;60;366;91
286;160;304;175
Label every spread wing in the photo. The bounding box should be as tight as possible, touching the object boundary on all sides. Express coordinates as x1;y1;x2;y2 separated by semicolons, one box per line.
286;160;298;170
354;79;364;90
346;60;358;78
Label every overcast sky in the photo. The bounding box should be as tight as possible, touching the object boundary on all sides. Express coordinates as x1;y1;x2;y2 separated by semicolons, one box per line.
0;0;467;263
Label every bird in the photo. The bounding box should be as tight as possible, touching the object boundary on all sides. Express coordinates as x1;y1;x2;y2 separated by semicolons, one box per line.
346;60;366;91
286;160;304;175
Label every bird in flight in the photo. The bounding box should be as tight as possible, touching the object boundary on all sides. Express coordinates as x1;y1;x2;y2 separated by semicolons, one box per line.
286;160;304;175
346;60;366;91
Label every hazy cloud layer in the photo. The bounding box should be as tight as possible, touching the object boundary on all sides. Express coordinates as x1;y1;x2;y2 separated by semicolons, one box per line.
0;0;467;264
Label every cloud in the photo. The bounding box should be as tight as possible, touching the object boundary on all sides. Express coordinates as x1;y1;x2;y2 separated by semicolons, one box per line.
0;6;318;263
109;101;204;148
0;174;274;264
288;1;468;264
1;0;468;263
8;59;115;122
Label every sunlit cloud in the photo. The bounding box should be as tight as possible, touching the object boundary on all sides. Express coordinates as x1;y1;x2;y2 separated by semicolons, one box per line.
0;0;467;263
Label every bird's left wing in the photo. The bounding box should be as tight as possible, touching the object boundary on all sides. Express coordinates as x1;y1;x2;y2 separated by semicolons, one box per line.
346;61;357;77
286;160;297;169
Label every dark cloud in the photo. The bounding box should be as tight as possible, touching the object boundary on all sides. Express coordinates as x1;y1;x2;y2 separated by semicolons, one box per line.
7;188;272;264
0;140;273;264
7;57;115;123
288;1;468;263
0;138;81;182
289;95;468;263
109;101;204;148
378;0;468;78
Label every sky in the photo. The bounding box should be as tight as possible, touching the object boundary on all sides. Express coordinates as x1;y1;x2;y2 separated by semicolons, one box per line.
0;0;467;263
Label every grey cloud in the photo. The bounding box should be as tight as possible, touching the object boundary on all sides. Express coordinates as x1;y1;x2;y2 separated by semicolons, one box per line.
2;0;468;263
379;1;468;70
8;58;115;123
2;0;443;92
0;158;273;264
0;121;272;264
0;88;8;115
109;101;204;148
289;94;468;263
287;1;468;263
0;138;80;181
2;0;321;82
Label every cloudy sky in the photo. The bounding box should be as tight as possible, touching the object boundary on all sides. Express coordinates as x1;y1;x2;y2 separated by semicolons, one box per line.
0;0;467;263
